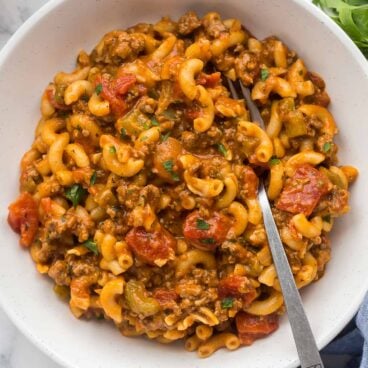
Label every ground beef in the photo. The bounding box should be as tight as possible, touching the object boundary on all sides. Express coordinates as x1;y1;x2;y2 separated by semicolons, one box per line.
235;51;260;86
70;258;99;277
48;260;71;286
177;11;201;35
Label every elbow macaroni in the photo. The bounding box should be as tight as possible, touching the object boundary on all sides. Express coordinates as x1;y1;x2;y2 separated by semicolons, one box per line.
9;11;357;359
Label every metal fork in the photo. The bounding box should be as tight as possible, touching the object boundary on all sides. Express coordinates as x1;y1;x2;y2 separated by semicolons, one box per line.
228;79;324;368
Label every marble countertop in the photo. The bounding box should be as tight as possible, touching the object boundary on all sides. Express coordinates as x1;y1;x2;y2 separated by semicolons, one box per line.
0;0;355;367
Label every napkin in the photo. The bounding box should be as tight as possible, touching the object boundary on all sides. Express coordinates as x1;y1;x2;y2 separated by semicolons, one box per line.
321;292;368;367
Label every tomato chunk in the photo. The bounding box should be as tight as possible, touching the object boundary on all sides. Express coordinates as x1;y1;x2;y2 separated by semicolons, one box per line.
183;211;231;251
218;275;257;306
185;104;201;120
276;164;329;216
46;87;69;110
125;227;176;266
236;312;279;346
240;165;259;199
8;192;39;247
196;72;221;88
95;74;136;117
153;288;178;309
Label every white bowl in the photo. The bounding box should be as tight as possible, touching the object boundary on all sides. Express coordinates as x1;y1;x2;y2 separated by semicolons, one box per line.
0;0;367;367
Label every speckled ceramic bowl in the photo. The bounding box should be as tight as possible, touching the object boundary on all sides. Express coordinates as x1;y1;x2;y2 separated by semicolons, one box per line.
0;0;367;367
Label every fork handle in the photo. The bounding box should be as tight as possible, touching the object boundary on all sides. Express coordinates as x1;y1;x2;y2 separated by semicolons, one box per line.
258;182;324;368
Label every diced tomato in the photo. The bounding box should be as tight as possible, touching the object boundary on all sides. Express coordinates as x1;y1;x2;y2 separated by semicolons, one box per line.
242;288;258;306
196;72;221;88
236;312;279;346
46;87;69;110
153;288;178;309
114;74;137;95
276;164;329;216
8;192;39;247
183;211;231;251
95;74;136;117
125;227;176;266
240;165;259;199
218;275;257;306
72;167;93;183
185;104;201;120
40;197;52;213
218;275;248;298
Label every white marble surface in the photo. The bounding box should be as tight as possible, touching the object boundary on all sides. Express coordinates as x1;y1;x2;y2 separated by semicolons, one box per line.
0;0;358;367
0;3;61;367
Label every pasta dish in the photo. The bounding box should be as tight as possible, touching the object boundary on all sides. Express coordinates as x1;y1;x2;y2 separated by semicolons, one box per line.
7;11;358;357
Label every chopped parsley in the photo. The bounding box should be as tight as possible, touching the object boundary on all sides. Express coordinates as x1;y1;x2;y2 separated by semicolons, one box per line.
162;160;180;181
65;184;87;207
269;156;281;166
140;135;148;142
83;239;99;255
160;131;171;142
147;89;159;99
162;160;174;171
109;146;116;154
126;189;135;196
322;215;331;223
323;142;332;153
90;171;97;185
221;297;234;309
95;83;103;96
143;121;150;130
171;172;180;181
196;218;210;230
200;238;215;245
217;143;227;157
120;128;127;140
162;108;176;120
260;68;269;81
151;116;159;126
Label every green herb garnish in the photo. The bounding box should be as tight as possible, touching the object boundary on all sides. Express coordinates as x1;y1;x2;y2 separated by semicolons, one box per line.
90;171;97;185
65;184;87;207
313;0;368;57
196;218;210;230
83;239;99;255
95;83;103;96
151;116;159;126
161;131;171;142
217;143;227;157
163;160;174;171
162;108;176;120
109;146;116;154
322;214;331;223
162;160;180;181
269;156;281;166
171;172;180;181
221;297;234;309
323;141;332;153
200;238;215;244
120;128;127;140
260;68;270;81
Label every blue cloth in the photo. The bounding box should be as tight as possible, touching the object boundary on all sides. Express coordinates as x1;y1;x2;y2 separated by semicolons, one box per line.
320;292;368;367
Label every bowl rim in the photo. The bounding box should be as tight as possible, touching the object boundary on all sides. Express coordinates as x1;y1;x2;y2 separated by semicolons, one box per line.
0;1;367;367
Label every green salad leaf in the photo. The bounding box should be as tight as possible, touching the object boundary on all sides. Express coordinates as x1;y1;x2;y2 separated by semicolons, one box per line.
313;0;368;57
